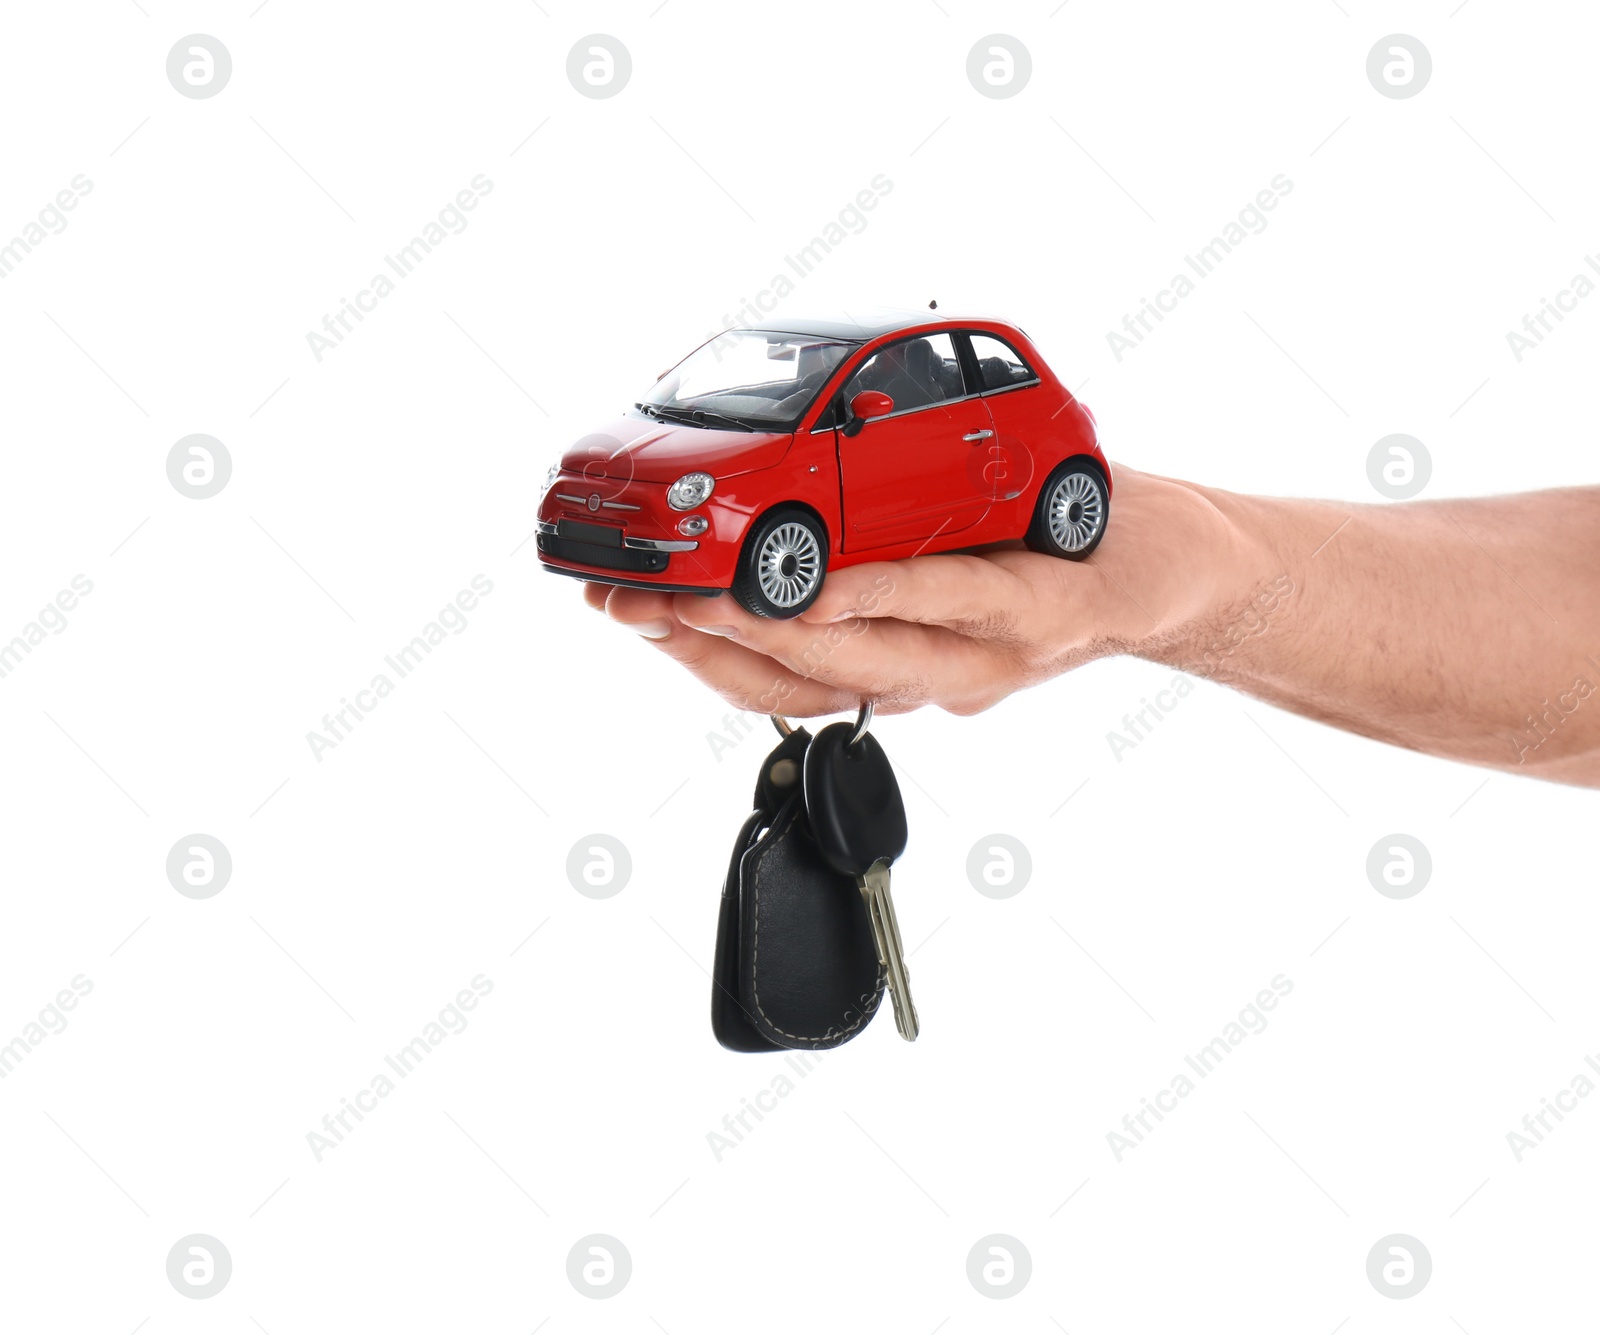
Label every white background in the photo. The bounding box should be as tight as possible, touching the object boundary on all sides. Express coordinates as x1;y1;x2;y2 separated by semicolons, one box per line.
2;1;1597;1330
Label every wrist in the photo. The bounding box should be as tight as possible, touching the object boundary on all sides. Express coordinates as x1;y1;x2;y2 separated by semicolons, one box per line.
1093;468;1287;666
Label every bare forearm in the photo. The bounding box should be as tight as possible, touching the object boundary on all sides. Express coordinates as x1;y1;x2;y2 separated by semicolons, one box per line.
593;464;1600;786
1119;471;1600;784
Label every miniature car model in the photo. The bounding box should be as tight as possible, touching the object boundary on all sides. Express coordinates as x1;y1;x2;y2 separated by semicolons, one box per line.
537;311;1109;619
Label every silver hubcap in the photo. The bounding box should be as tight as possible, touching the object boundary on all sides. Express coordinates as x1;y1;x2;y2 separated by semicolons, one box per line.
1048;471;1105;552
757;521;822;607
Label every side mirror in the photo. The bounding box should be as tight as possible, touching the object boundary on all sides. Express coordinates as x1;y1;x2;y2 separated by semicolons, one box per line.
851;389;894;420
842;389;893;436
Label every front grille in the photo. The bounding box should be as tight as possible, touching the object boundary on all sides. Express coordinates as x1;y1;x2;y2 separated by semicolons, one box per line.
537;532;669;574
556;517;623;547
552;491;640;513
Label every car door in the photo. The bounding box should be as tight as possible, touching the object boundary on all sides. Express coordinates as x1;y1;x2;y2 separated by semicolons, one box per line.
960;330;1046;505
835;332;997;551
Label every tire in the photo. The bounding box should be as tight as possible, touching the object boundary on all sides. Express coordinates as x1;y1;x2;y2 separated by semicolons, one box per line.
732;507;829;619
1025;459;1109;560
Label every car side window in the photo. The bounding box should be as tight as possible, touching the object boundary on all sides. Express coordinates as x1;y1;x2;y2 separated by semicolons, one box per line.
968;333;1038;392
842;333;967;416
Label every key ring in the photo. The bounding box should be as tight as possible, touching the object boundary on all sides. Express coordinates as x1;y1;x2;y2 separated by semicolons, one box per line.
849;700;874;747
770;701;874;747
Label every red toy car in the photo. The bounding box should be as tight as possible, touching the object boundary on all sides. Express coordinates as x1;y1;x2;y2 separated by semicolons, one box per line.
537;311;1109;618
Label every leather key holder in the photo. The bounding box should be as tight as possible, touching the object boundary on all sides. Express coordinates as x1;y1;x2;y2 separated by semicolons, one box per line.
712;727;885;1052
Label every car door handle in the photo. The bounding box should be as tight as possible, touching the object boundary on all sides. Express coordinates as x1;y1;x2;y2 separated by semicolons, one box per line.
962;429;994;442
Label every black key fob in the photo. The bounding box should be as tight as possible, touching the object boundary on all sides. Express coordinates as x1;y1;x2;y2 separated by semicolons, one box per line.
803;720;908;877
711;725;885;1052
754;725;810;813
711;726;810;1052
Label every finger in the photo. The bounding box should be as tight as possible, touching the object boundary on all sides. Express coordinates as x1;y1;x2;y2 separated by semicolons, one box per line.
672;590;907;687
580;581;612;613
669;591;770;640
799;554;1035;633
599;585;680;639
651;626;859;716
682;591;1015;711
602;589;855;715
586;585;1003;716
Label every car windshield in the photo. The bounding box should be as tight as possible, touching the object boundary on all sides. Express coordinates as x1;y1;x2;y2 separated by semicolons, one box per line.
640;329;855;430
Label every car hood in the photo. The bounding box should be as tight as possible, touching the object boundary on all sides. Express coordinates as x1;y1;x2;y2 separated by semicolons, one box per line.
560;417;793;484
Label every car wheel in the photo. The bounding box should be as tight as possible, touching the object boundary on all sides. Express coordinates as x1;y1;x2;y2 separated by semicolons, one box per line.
1025;459;1109;560
733;507;828;619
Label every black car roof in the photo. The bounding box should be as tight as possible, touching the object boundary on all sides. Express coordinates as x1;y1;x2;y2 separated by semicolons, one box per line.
750;309;1000;341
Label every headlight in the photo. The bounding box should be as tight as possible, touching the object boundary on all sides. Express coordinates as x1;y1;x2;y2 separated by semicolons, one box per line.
542;463;561;495
667;472;715;511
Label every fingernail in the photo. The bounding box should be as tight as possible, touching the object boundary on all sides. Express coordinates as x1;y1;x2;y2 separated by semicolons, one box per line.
698;625;740;638
632;620;673;640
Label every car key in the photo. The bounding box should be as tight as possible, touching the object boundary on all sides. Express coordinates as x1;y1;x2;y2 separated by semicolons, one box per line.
803;707;919;1041
713;715;887;1053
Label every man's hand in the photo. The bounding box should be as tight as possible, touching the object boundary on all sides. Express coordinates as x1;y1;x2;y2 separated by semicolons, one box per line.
585;465;1600;786
584;469;1257;717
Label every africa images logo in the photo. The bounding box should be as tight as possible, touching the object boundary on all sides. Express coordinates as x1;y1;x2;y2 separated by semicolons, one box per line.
305;177;495;362
1107;975;1294;1161
306;975;493;1161
1105;176;1293;361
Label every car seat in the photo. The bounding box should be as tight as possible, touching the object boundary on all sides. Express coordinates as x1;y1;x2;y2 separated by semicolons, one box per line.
979;356;1014;390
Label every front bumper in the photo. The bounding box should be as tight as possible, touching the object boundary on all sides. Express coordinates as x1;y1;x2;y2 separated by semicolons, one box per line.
538;559;722;596
536;520;697;576
536;472;745;592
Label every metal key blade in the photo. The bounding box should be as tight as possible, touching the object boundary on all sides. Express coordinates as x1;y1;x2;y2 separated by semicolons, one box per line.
802;715;919;1042
861;858;919;1041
